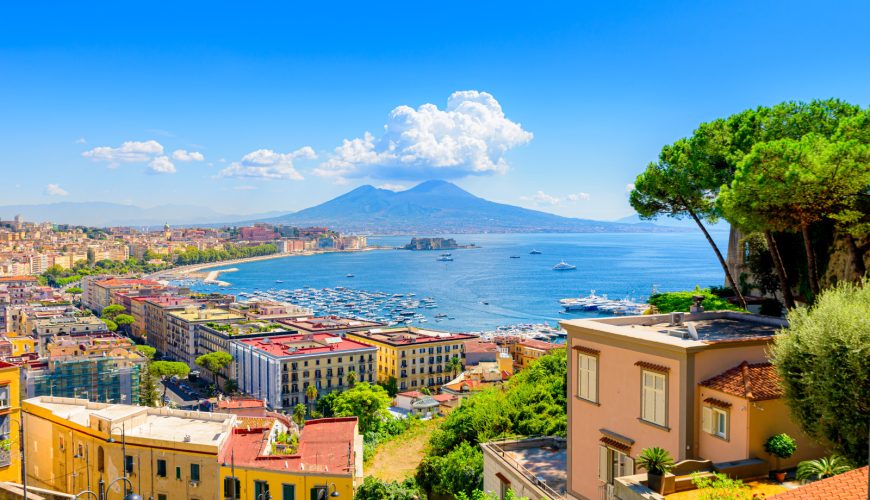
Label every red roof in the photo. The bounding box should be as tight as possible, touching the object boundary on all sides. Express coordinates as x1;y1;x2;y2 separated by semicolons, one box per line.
464;340;498;353
0;276;38;282
518;338;561;350
700;361;782;401
772;466;867;499
432;394;457;403
96;278;160;288
397;391;425;398
220;417;358;474
238;332;376;358
218;398;265;409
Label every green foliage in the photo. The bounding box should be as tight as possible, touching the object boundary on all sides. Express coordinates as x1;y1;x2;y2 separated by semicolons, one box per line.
292;403;307;426
66;286;83;295
0;439;11;452
742;233;781;296
101;304;126;320
272;431;299;454
456;491;529;500
150;361;190;379
172;243;277;265
416;441;483;498
691;472;751;500
637;447;675;475
195;351;233;374
771;280;870;464
223;378;239;393
135;345;156;359
204;322;234;333
315;390;340;417
139;364;158;407
40;258;171;288
796;455;853;482
648;287;742;313
362;415;419;462
346;369;357;387
101;318;118;332
764;433;797;460
382;376;398;397
332;382;391;433
354;477;423;500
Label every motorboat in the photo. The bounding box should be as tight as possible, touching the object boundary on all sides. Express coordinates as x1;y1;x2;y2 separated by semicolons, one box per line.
529;249;542;255
553;261;577;271
509;255;521;259
436;255;453;262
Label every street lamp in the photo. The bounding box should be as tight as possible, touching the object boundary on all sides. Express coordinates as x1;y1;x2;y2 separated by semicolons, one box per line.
328;483;341;497
106;424;128;479
103;476;142;500
6;414;27;500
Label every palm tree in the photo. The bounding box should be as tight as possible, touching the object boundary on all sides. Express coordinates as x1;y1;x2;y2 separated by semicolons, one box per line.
346;370;357;387
305;384;319;414
447;356;463;379
796;455;853;482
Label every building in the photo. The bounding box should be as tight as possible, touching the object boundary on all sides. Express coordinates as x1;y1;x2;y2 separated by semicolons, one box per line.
231;333;377;410
346;327;476;391
463;339;501;367
215;398;267;417
194;321;294;384
228;299;313;321
81;277;161;314
27;314;109;355
22;396;363;500
561;311;823;500
0;361;21;483
142;295;192;354
279;315;385;337
165;307;243;366
514;338;562;369
393;391;458;418
481;437;568;500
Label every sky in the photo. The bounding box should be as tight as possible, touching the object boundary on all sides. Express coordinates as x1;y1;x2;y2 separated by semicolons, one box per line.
2;1;870;221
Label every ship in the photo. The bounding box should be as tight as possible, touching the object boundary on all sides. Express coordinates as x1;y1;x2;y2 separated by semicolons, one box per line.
436;254;454;261
529;249;542;255
509;255;521;259
553;261;577;271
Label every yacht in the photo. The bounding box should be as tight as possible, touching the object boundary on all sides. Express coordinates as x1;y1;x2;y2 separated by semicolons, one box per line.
553;261;577;271
346;274;355;278
436;255;453;262
529;249;542;255
509;255;521;259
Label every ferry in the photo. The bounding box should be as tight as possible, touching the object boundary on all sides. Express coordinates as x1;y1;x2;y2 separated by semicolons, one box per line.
553;261;577;271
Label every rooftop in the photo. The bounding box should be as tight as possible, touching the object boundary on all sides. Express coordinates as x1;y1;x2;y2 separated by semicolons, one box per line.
772;466;867;499
0;276;38;283
95;278;161;288
200;320;293;337
280;315;385;332
236;332;376;358
169;307;244;323
700;362;783;401
349;327;477;346
518;338;561;350
482;437;567;498
562;311;785;349
217;398;265;409
464;340;499;353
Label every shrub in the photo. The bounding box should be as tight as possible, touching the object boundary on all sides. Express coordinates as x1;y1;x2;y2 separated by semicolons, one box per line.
648;287;742;313
636;447;675;475
764;433;797;460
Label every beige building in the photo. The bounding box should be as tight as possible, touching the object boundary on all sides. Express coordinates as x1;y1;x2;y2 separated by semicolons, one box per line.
165;307;243;365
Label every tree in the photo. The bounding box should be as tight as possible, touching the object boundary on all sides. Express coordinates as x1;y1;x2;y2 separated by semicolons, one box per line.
101;318;118;332
416;442;483;498
305;384;319;413
135;345;156;359
720;134;870;297
648;287;742;314
346;369;357;388
630;139;747;309
332;382;392;433
796;455;853;482
195;352;234;391
315;390;339;417
223;378;239;394
771;279;870;463
66;287;83;305
101;304;126;321
150;361;191;402
447;356;463;379
113;314;135;336
381;376;399;397
354;477;423;500
292;403;307;427
139;364;158;407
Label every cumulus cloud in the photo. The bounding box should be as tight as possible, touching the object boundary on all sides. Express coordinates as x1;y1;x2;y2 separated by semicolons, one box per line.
82;140;164;166
172;149;205;162
45;183;69;196
148;155;176;174
315;90;532;181
218;147;316;180
521;190;590;207
376;183;408;192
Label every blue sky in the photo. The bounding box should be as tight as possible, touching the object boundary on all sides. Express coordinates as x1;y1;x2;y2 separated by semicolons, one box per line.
2;1;869;220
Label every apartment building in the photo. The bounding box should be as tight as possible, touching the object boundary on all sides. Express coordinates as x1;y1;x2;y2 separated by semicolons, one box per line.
231;333;377;410
28;314;109;355
279;315;385;337
228;299;313;321
561;311;823;500
165;307;243;365
346;327;476;391
143;295;192;353
81;276;161;313
0;361;21;483
194;321;294;383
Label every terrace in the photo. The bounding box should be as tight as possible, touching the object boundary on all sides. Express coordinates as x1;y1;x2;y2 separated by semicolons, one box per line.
202;320;289;336
481;437;568;499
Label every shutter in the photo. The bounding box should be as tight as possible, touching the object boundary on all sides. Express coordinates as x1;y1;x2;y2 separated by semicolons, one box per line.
598;445;609;482
701;406;712;434
589;355;597;402
625;455;635;475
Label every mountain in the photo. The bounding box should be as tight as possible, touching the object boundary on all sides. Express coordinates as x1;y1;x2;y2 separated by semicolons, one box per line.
260;180;688;234
0;202;282;227
615;214;730;232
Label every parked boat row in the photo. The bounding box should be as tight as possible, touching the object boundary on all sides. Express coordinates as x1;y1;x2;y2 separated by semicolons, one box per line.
559;290;647;315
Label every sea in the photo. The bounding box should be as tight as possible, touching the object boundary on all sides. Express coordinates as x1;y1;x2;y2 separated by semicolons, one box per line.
187;232;728;334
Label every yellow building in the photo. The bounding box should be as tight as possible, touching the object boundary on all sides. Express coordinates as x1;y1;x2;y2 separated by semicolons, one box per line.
23;397;362;499
0;361;22;484
346;327;477;391
1;334;35;356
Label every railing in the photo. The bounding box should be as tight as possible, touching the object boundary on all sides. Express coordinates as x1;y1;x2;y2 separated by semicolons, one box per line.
486;437;566;499
596;483;615;500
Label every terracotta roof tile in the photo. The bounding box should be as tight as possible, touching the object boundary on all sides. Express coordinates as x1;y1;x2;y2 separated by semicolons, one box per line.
772;466;867;499
700;361;782;401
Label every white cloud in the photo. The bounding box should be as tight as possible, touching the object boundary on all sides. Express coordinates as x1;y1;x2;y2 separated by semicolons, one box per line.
82;140;164;166
521;190;590;206
625;183;635;192
376;183;407;192
234;185;258;191
172;149;205;162
45;183;69;196
315;90;532;181
148;155;176;174
75;137;87;144
218;147;316;180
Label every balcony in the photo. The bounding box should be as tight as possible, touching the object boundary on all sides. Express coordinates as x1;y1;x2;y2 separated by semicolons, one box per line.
0;449;10;467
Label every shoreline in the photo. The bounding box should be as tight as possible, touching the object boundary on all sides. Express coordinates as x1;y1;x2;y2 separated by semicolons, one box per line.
148;247;392;282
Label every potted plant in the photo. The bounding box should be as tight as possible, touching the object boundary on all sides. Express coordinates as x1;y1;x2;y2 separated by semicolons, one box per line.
764;433;797;482
637;446;675;494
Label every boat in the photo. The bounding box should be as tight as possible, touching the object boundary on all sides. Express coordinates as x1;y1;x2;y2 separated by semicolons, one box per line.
553;261;577;271
436;256;453;262
346;274;355;278
509;255;521;259
275;280;283;283
529;249;542;255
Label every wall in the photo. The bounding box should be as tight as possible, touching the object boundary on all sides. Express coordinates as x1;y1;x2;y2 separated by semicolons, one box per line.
220;466;355;500
696;388;749;464
748;399;826;470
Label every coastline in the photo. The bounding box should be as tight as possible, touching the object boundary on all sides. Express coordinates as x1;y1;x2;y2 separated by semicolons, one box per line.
148;247;392;283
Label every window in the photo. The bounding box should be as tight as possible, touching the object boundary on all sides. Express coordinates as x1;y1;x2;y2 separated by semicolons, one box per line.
255;480;270;499
641;370;667;427
176;466;181;480
224;476;241;499
156;459;167;477
97;447;105;472
190;463;201;482
598;446;634;484
158;495;167;500
576;353;598;403
282;483;296;500
702;406;729;439
310;486;327;500
125;455;134;474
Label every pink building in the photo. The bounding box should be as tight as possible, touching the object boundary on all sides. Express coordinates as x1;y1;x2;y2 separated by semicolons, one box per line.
562;311;822;500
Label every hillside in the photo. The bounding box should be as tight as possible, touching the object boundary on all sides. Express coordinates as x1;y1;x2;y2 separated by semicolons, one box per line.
260;180;685;234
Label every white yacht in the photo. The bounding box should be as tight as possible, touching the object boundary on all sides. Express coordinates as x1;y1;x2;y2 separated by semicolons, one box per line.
553;261;577;271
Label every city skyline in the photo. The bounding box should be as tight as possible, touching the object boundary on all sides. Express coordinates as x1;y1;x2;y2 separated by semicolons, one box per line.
2;1;870;220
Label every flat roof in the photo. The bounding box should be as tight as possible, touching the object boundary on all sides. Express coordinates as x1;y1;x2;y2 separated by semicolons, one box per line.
349;327;477;346
484;437;567;496
169;308;244;322
562;311;785;348
280;316;385;331
236;332;376;358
